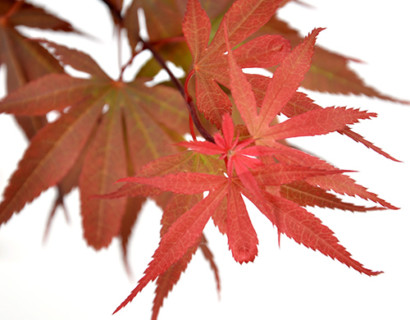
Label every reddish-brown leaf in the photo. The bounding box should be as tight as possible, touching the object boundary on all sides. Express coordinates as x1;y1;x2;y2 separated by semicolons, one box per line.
5;1;77;32
0;43;190;248
80;106;128;249
39;40;109;79
123;0;140;52
0;74;102;115
0;96;103;225
261;16;407;103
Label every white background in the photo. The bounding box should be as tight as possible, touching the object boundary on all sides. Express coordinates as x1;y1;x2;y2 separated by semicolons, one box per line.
1;0;410;319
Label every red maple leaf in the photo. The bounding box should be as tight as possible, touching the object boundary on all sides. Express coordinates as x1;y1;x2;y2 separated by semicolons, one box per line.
109;11;397;316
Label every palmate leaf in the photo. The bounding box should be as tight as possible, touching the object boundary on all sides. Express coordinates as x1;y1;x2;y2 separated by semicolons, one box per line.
183;0;290;125
0;42;189;249
0;0;79;137
244;189;382;276
114;185;228;314
112;145;385;314
283;92;399;161
259;15;407;103
0;0;85;228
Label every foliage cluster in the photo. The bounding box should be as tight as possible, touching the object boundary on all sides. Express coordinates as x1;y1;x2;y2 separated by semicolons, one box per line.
0;0;405;318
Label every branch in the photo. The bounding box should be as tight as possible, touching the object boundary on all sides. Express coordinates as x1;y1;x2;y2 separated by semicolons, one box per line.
140;38;214;143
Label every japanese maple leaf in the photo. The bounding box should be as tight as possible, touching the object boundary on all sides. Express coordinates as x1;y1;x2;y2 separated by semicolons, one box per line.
258;15;409;104
0;0;78;136
0;40;189;250
182;0;290;125
223;21;397;210
0;0;86;234
111;117;381;315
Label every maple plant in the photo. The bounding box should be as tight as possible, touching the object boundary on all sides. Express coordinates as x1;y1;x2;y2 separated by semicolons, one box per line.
0;0;406;319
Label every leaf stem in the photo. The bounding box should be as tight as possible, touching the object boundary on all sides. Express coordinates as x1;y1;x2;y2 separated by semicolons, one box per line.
140;38;214;143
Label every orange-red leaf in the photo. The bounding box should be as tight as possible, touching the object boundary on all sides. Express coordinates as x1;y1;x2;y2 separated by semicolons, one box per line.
114;186;227;314
261;194;382;276
264;107;375;141
280;181;382;212
283;92;399;161
208;0;282;57
227;182;258;263
257;28;323;133
224;21;258;133
119;172;226;195
233;35;290;68
183;0;211;62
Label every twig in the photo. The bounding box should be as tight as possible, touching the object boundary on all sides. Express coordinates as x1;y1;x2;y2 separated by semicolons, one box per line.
140;38;214;143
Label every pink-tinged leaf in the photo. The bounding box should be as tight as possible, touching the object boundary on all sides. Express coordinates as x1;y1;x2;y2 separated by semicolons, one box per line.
152;193;202;320
233;159;261;193
39;40;109;79
0;97;103;225
208;0;282;57
221;112;235;146
227;183;258;263
224;22;258;134
283;92;399;161
264;194;382;276
195;73;232;126
119;172;226;195
265;106;375;141
212;196;227;234
152;247;197;320
270;143;398;209
183;0;211;62
80;106;127;249
339;126;399;162
280;181;383;212
178;140;223;155
113;187;227;314
233;35;291;68
255;163;348;186
98;151;211;200
0;74;101;115
257;28;323;133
